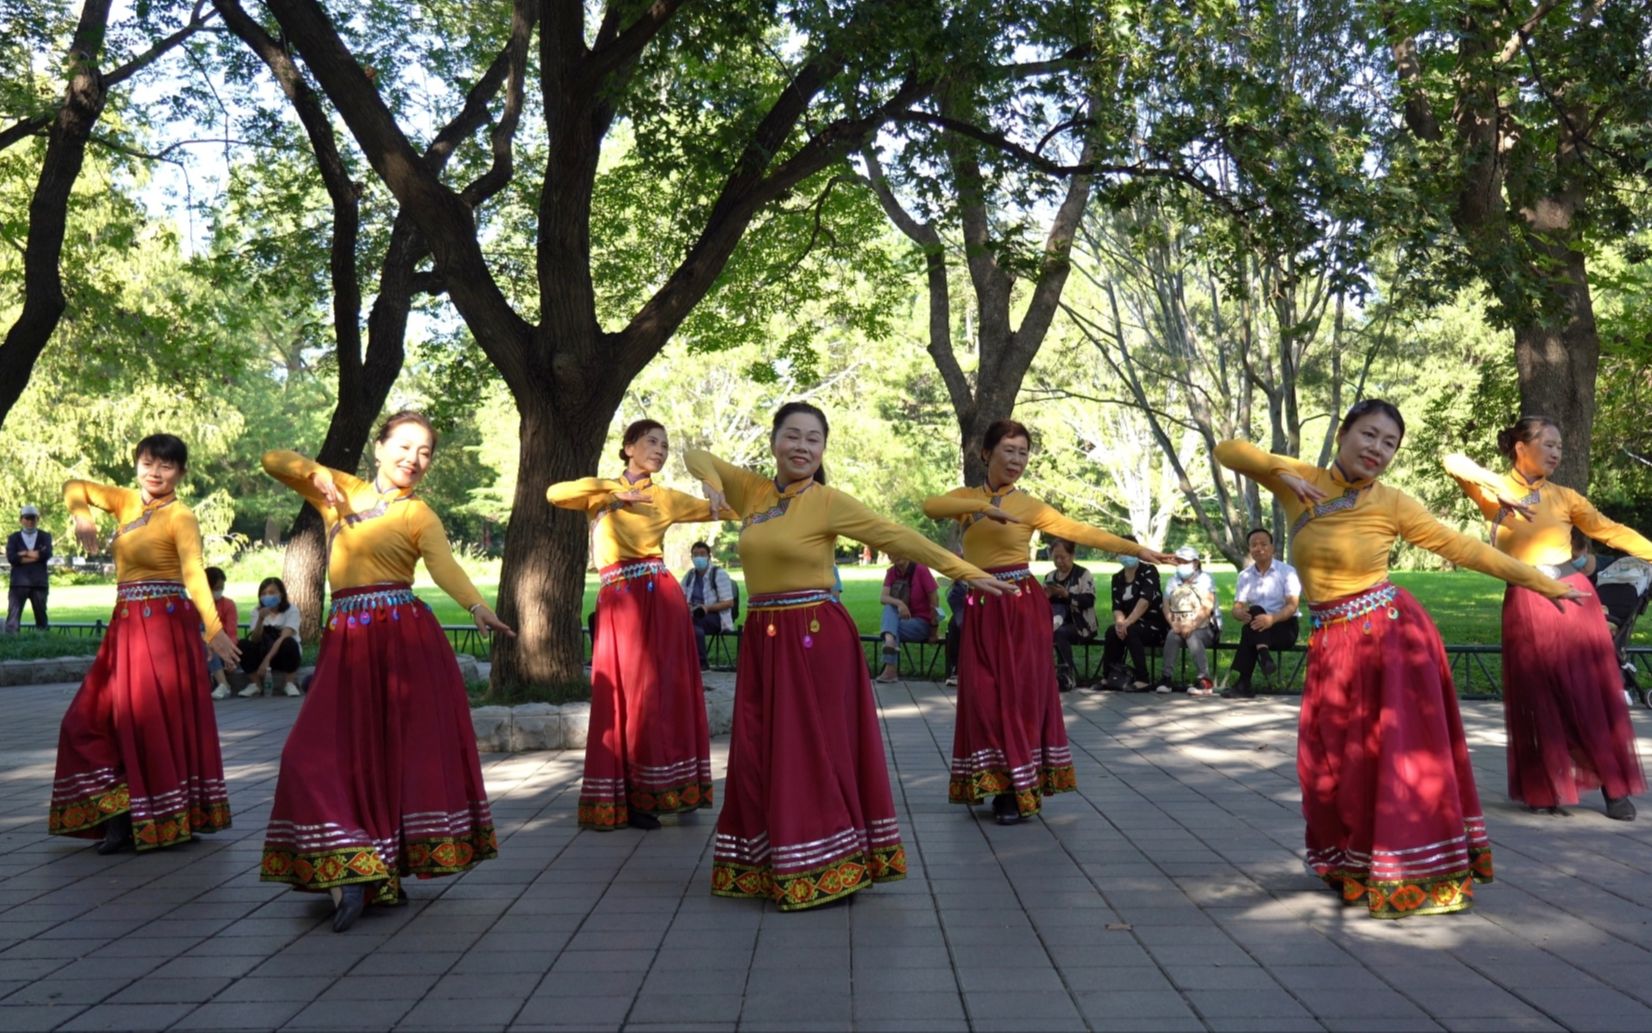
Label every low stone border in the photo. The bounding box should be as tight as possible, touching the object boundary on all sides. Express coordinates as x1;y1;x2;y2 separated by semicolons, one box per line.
472;682;736;753
0;656;95;687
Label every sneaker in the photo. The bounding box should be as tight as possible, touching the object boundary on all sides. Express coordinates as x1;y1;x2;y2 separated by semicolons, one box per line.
1188;676;1216;697
1257;646;1277;676
210;685;230;700
1153;679;1174;694
945;674;958;687
282;681;302;697
237;682;262;698
1221;681;1256;699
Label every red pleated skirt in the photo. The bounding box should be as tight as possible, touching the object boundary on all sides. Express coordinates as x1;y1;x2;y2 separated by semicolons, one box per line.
1501;572;1646;807
260;584;496;905
580;558;713;830
1301;582;1490;918
950;567;1075;817
710;591;905;911
49;581;231;849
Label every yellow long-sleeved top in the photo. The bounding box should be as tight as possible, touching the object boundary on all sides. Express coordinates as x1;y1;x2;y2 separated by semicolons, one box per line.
922;485;1149;571
64;481;223;639
683;450;993;596
261;451;485;611
1213;440;1570;604
1442;454;1652;567
546;474;716;568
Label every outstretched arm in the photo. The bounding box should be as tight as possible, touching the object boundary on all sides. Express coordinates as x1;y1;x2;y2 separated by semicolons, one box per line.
921;489;991;521
683;450;771;516
1395;492;1572;599
1439;453;1504;521
1569;489;1652;563
546;477;623;511
1027;501;1173;563
262;451;367;508
829;493;993;585
1214;441;1322;510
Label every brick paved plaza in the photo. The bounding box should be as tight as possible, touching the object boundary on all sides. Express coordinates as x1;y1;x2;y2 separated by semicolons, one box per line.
2;677;1650;1032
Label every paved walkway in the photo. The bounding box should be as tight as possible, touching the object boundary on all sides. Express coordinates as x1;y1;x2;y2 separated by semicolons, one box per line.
2;678;1651;1032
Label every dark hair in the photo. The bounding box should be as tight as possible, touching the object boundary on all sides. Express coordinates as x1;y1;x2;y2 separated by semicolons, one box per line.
982;419;1033;456
134;433;188;471
771;402;829;485
619;419;666;465
1336;399;1406;444
1496;415;1558;460
1246;527;1273;544
691;540;711;554
205;566;226;589
257;576;291;613
376;410;438;452
1047;536;1075;555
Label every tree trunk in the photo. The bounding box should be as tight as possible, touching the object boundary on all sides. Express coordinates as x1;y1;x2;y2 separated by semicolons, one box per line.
1512;247;1598;493
486;392;609;697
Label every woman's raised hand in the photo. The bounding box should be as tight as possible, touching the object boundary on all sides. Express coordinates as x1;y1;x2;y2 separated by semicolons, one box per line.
1279;473;1328;505
74;516;98;554
310;468;344;505
702;482;730;517
613;489;650;504
1493;491;1537;521
980;505;1020;524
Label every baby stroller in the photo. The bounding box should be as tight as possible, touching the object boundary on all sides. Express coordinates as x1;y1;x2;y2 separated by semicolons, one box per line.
1594;556;1652;710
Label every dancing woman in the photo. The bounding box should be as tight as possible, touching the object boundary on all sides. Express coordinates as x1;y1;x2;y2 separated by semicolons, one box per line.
686;402;1007;910
548;419;721;831
1216;400;1582;918
50;434;240;853
258;412;513;931
1444;417;1648;820
923;420;1174;824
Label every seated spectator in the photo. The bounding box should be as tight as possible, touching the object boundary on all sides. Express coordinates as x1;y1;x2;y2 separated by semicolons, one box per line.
238;577;303;697
1098;533;1167;692
1571;526;1597;579
1222;528;1301;699
1157;545;1220;695
680;540;737;671
1043;537;1097;693
876;553;938;683
205;567;239;700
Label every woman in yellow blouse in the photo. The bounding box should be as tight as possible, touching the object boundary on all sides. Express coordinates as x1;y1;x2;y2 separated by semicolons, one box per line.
259;412;513;932
687;402;1008;910
1444;417;1648;820
1216;399;1583;918
51;434;241;854
548;419;721;832
924;419;1174;825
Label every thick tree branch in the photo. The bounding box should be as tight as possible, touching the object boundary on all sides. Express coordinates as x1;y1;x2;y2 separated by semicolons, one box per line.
587;0;688;80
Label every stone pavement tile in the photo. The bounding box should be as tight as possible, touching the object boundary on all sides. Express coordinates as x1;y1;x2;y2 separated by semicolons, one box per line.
214;975;333;1002
170;1000;307;1030
56;1002;195;1031
1293;988;1439;1020
147;953;267;980
1184;988;1314;1019
1434;1017;1565;1033
564;929;666;952
1319;1019;1444;1033
1144;941;1255;967
0;1003;88;1030
322;973;442;1000
0;938;105;959
347;951;462;977
1060;965;1173;992
448;950;559;975
1074;988;1201;1022
537;969;646;998
546;950;654;975
104;976;232;1004
1051;940;1157;967
44;956;163;981
1401;986;1558;1019
940;923;1043;950
621;1024;735;1033
428;970;539;999
4;977;120;1007
848;924;946;950
0;957;71;982
514;993;633;1027
1267;964;1389;992
1085;1019;1204;1033
636;964;747;997
628;992;742;1023
1162;963;1273;990
849;1023;968;1033
951;964;1066;993
852;989;967;1022
849;945;952;970
849;966;958;993
284;997;416;1029
735;1023;856;1033
962;989;1084;1022
748;945;848;973
86;937;200;959
739;991;852;1025
396;995;526;1030
647;948;752;974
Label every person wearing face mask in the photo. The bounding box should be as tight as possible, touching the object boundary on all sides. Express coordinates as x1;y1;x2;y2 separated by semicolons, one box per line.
548;420;725;832
236;577;304;697
1158;546;1221;695
687;402;1008;910
1222;528;1301;700
1097;533;1166;692
205;567;239;699
1444;417;1651;822
1216;399;1585;919
6;503;52;632
259;411;514;932
50;434;240;855
924;420;1177;826
681;540;737;672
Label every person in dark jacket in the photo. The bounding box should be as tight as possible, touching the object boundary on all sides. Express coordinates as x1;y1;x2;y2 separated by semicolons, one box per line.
6;504;52;632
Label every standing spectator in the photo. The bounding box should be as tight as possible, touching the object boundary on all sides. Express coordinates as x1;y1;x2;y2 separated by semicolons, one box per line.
876;554;938;682
681;540;737;671
1043;538;1097;693
205;567;240;700
1223;528;1302;698
1098;534;1166;691
237;577;303;697
1158;545;1220;695
6;504;52;632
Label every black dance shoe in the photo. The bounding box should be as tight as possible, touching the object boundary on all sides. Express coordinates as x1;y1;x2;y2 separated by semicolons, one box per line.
95;814;133;855
332;884;368;932
991;793;1022;826
1527;804;1570;817
1604;793;1637;821
628;811;661;830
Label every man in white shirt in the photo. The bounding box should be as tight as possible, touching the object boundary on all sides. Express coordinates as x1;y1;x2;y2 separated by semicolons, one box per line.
1223;527;1301;699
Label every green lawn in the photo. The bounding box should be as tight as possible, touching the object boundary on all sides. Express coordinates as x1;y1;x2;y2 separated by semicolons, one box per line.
9;564;1648;697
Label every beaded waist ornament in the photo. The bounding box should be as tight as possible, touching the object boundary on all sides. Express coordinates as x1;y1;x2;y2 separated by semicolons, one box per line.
327;584;418;631
1309;581;1399;633
116;580;187;619
599;558;669;588
747;589;835;649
